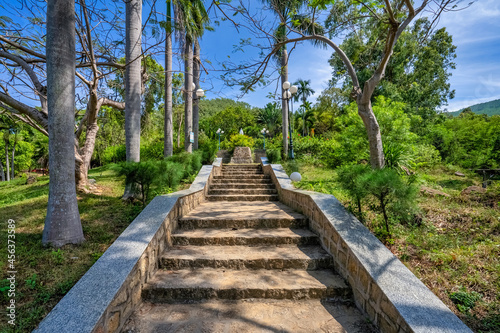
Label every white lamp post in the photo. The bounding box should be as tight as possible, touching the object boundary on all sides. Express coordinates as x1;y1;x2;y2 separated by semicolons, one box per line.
282;81;297;159
261;128;269;149
216;128;224;150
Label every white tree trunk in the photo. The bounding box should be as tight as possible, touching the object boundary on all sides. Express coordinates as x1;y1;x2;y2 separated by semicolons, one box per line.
4;138;9;181
0;161;4;181
184;41;193;153
43;0;84;247
281;49;288;157
123;0;142;198
193;40;200;150
11;131;16;179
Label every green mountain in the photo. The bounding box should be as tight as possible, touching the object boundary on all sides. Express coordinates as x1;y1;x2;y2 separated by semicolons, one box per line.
448;99;500;117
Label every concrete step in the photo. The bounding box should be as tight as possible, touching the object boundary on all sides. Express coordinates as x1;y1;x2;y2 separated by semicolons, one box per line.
222;171;264;175
123;299;376;333
178;217;308;230
211;178;273;184
142;269;350;302
222;164;260;168
208;189;278;195
160;245;332;270
214;175;270;180
206;194;279;201
172;228;319;246
209;184;275;189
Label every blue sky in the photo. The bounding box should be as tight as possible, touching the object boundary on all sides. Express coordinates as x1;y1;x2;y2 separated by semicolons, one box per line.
194;0;500;112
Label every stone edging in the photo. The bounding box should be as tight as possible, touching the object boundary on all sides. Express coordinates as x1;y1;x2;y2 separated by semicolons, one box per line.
260;157;472;333
33;163;217;333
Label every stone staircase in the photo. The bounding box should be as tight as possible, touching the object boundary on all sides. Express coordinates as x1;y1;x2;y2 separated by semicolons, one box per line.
207;164;279;202
122;165;376;332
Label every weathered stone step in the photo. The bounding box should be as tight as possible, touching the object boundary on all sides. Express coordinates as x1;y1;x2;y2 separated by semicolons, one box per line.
206;194;279;201
222;171;264;175
178;217;308;230
142;269;350;302
210;184;275;189
178;201;307;229
208;189;278;195
160;245;332;270
222;164;260;168
172;228;318;246
214;175;270;180
211;178;273;184
123;299;376;333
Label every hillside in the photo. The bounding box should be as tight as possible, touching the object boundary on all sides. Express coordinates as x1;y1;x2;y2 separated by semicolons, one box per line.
449;98;500;117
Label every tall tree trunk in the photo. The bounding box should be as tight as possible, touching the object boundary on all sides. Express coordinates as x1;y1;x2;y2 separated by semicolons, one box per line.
11;130;17;179
164;0;173;157
123;0;142;198
0;161;4;181
184;40;193;153
357;102;384;169
43;0;84;247
281;49;288;157
4;136;10;181
177;111;183;148
193;39;200;150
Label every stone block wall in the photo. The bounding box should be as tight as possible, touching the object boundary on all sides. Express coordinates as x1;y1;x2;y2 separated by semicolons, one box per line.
261;158;472;333
34;165;213;333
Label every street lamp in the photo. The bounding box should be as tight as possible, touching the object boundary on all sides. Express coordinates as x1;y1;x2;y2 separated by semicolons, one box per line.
216;128;224;150
283;81;298;159
261;128;269;149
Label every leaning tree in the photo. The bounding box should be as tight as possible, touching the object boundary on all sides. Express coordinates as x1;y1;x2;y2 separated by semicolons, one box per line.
216;0;471;168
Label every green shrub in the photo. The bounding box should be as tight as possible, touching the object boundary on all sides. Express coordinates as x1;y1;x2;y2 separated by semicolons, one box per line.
141;141;164;161
360;168;418;235
157;161;184;188
101;145;126;164
409;143;442;169
383;141;413;172
113;161;159;207
166;151;203;177
449;287;482;314
336;164;371;220
227;134;255;152
198;133;218;164
266;148;281;164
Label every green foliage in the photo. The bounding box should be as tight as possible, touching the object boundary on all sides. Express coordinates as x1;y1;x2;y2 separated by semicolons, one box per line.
449;287;482;314
166;151;203;178
409;143;442;169
360;168;419;235
266;148;282;164
448;98;500;117
198;132;218;164
113;161;158;207
257;102;282;137
336;164;371;219
227;134;255;152
157;161;184;188
141;140;164;161
101;145;126;165
201;105;256;138
383;141;413;173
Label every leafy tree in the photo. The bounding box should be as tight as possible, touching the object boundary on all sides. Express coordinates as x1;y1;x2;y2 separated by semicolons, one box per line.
201;105;256;139
258;102;282;137
329;18;457;123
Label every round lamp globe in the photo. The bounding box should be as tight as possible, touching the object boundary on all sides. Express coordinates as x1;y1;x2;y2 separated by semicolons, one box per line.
290;172;302;182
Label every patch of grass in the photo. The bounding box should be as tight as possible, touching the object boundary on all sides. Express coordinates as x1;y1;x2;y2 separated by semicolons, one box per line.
286;161;500;332
0;165;148;332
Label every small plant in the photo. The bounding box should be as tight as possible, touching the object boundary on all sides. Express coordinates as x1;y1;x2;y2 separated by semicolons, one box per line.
449;287;482;314
114;161;158;207
51;249;64;264
383;141;413;173
26;273;38;290
92;252;104;263
336;164;371;221
158;161;184;188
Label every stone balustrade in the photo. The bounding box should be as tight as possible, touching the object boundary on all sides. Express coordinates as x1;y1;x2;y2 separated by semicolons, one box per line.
260;157;472;333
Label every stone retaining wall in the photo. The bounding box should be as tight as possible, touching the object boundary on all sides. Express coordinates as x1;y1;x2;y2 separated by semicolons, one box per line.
260;157;472;333
33;164;214;333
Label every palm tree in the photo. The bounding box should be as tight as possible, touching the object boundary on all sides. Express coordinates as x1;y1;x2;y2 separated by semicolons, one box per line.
264;0;324;156
43;0;84;247
175;0;208;153
258;102;282;137
123;0;142;198
294;79;315;106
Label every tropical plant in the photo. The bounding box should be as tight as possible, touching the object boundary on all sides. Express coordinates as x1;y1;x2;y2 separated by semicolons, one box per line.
258;102;282;137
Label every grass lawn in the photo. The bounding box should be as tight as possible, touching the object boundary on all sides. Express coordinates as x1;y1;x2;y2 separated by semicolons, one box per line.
284;161;500;333
0;165;143;332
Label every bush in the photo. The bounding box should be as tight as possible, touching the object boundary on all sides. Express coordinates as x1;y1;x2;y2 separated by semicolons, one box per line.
198;133;218;164
360;168;419;235
336;164;371;220
266;148;281;163
166;151;203;178
409;143;442;169
157;161;184;188
227;134;255;153
101;145;126;165
141;141;164;161
383;141;413;172
113;161;158;207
